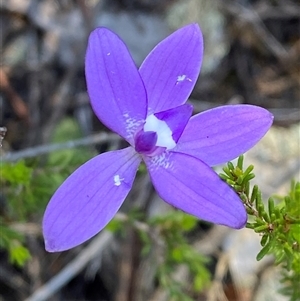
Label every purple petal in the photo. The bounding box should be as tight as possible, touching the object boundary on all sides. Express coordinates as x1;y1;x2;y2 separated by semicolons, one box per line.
139;24;203;114
144;151;247;228
85;28;147;143
176;105;274;166
154;104;193;142
43;147;141;252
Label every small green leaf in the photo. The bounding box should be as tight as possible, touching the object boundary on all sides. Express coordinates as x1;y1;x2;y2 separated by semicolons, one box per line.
242;173;255;183
262;211;270;223
219;173;229;181
171;247;184;263
237;155;244;170
268;198;275;216
256;241;273;261
222;166;232;177
291;225;300;243
193;273;206;292
243;165;254;177
254;224;269;233
106;219;123;233
181;215;198;232
260;234;269;246
227;161;235;170
9;242;31;267
236;175;243;185
250;185;258;204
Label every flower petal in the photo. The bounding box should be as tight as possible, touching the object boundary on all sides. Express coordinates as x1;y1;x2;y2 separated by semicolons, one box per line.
43;147;141;252
144;151;247;228
86;28;147;143
155;104;193;143
176;105;274;166
139;24;203;114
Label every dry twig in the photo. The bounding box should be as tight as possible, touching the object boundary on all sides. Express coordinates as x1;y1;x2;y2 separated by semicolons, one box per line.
1;132;120;162
25;231;113;301
219;1;289;63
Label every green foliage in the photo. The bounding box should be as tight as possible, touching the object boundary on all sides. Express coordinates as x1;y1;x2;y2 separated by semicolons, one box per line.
1;160;33;219
150;210;198;232
106;218;125;234
48;117;93;168
108;210;210;300
1;117;96;266
0;219;31;266
156;264;195;301
220;156;300;301
2;160;32;185
1;160;34;266
151;212;210;300
1;118;95;220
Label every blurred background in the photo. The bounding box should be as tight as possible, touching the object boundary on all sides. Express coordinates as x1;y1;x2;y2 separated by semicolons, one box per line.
1;0;299;300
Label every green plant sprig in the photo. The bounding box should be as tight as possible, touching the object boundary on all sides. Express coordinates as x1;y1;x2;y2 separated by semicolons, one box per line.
220;156;300;301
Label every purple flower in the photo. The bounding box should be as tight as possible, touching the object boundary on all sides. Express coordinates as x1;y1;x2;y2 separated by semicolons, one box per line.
43;24;273;252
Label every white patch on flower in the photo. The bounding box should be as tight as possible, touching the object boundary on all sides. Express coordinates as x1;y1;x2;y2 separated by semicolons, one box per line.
149;152;173;170
177;75;186;82
114;175;123;186
144;114;176;150
124;114;143;138
176;75;192;84
107;52;111;55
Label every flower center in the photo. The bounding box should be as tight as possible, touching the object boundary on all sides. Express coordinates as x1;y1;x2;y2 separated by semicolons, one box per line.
144;114;176;149
134;130;158;154
134;114;176;156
